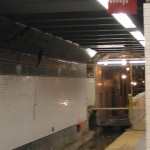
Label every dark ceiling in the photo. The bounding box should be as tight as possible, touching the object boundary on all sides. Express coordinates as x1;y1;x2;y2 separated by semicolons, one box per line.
0;0;146;59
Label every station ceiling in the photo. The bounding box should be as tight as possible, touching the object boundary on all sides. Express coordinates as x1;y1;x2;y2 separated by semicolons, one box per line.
0;0;145;61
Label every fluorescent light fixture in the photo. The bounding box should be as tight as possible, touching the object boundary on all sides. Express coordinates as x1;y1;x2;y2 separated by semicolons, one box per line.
130;31;145;47
97;45;125;48
96;0;145;47
121;59;127;65
82;45;125;49
130;31;145;41
104;62;108;65
97;0;109;9
140;41;145;47
97;60;126;65
97;59;127;65
97;58;146;65
113;13;136;28
85;48;97;57
128;60;146;64
96;1;136;28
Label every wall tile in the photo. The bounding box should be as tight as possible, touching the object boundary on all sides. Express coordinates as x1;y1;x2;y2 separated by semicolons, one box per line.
146;130;150;139
145;25;150;33
144;17;150;25
144;4;150;9
0;75;94;150
147;139;150;147
146;98;150;105
146;116;150;125
147;121;150;128
144;8;150;17
145;80;150;88
145;58;150;65
145;67;150;74
146;107;150;115
145;33;150;40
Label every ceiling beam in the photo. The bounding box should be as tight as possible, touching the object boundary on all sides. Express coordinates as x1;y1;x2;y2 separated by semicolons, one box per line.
0;1;104;14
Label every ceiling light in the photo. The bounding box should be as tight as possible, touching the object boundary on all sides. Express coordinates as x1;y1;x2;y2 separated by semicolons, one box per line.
97;58;145;65
121;59;127;65
130;31;145;47
104;62;108;65
122;74;127;79
128;60;146;64
96;1;136;28
85;48;97;57
113;13;136;28
97;45;125;48
130;31;145;41
96;0;145;47
131;82;137;86
139;41;145;47
97;60;124;65
82;45;125;49
97;0;109;9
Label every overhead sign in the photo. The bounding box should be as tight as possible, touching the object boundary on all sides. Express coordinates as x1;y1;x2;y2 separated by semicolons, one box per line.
108;0;137;14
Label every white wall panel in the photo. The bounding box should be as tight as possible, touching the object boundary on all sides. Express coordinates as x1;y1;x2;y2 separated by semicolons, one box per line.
0;76;35;150
0;75;93;150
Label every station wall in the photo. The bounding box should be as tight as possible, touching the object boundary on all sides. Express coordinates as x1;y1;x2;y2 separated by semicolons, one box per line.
0;61;95;150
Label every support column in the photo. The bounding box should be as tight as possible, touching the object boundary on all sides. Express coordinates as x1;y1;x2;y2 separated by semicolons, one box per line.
144;3;150;150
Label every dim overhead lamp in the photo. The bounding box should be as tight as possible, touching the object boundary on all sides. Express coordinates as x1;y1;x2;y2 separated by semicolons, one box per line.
131;82;137;86
85;48;97;58
122;74;127;79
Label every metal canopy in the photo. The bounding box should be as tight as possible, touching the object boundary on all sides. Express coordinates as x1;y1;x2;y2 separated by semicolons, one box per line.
0;0;145;61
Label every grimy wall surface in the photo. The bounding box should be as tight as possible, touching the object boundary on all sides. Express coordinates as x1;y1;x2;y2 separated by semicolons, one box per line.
0;61;95;150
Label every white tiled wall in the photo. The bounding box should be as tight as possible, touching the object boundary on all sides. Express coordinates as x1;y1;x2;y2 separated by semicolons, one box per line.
0;75;95;150
144;3;150;150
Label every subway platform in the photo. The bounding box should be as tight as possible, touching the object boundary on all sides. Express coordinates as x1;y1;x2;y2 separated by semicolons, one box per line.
105;130;146;150
75;130;146;150
65;119;146;150
105;118;146;150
